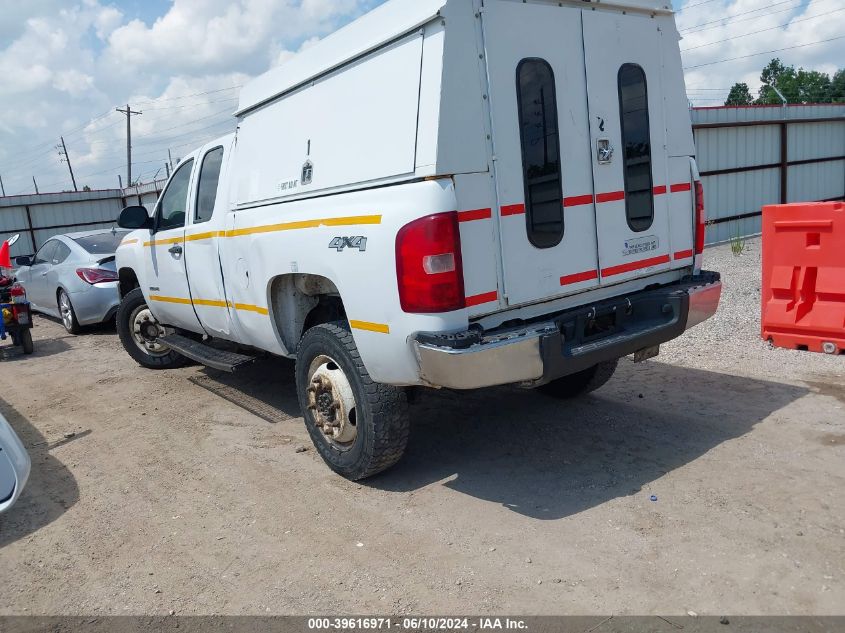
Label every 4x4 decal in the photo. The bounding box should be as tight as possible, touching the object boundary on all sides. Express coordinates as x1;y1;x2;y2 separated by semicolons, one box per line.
329;236;368;252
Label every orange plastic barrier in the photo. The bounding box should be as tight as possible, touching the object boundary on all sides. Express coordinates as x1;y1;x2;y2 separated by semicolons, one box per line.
761;201;845;355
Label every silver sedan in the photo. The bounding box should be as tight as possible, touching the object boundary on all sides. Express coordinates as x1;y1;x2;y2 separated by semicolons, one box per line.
14;229;129;334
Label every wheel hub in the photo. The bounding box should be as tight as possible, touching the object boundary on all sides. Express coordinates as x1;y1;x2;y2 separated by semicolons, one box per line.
130;307;170;356
307;356;357;446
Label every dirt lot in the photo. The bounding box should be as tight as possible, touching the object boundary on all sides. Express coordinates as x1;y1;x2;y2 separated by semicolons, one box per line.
1;238;843;616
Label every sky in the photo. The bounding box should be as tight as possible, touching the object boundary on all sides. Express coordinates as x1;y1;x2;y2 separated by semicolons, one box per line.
0;0;841;196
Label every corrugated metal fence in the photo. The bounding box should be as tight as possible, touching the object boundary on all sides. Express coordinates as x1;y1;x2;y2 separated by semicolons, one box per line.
691;104;845;245
0;180;165;258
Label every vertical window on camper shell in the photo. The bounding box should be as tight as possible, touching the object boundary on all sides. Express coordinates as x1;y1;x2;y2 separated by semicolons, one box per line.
516;58;564;249
195;147;224;224
618;63;655;232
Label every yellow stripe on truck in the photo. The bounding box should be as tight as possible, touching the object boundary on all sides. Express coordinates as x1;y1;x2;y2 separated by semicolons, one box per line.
149;295;268;315
141;215;382;247
224;214;382;238
233;303;270;315
349;320;390;334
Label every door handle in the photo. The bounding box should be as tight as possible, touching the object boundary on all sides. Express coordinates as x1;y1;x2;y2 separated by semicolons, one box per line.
168;244;183;256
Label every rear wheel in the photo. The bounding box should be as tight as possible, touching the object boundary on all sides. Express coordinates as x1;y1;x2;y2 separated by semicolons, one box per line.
537;359;619;399
117;288;186;369
20;328;34;355
58;289;81;334
295;323;410;480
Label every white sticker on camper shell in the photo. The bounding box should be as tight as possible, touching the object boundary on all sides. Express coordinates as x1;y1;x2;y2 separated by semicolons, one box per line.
623;235;659;257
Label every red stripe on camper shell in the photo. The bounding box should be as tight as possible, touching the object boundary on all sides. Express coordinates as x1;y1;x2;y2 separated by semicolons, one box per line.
465;291;499;307
563;194;595;207
501;203;526;216
653;185;668;195
673;249;694;261
458;208;492;223
670;182;692;193
560;269;599;286
601;254;671;277
596;190;626;203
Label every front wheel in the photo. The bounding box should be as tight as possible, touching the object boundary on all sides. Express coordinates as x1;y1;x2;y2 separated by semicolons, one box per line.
295;323;410;480
536;359;619;399
116;288;186;369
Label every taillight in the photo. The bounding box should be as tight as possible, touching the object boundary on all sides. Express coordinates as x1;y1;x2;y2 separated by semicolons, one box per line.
396;212;465;313
694;180;706;256
76;267;119;285
12;304;29;325
9;284;25;298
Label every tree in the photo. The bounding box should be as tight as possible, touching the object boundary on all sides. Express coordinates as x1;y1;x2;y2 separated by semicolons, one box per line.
753;58;842;105
82;185;92;192
831;69;845;103
725;82;754;106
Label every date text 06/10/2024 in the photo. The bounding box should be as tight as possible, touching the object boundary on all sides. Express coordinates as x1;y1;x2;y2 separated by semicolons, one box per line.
307;618;528;630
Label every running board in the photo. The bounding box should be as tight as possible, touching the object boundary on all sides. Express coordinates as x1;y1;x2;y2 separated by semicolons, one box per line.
158;334;258;373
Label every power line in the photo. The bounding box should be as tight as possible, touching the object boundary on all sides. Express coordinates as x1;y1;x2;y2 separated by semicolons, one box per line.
677;0;722;12
679;0;805;33
683;34;845;69
680;7;845;51
133;85;243;106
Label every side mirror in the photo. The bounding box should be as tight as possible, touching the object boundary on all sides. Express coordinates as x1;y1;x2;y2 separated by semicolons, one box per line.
118;206;152;230
15;256;32;267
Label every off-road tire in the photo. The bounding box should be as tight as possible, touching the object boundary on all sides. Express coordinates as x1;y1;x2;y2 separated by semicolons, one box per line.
117;288;186;370
58;289;81;335
296;322;410;480
20;328;34;355
537;359;619;399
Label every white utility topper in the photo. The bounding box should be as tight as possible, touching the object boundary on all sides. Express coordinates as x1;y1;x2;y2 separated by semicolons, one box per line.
116;0;721;479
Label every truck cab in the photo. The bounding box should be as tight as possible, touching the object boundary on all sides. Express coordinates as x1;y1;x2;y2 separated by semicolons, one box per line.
116;0;721;480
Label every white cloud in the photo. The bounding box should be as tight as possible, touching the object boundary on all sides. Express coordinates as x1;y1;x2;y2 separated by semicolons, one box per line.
678;0;845;105
0;0;376;194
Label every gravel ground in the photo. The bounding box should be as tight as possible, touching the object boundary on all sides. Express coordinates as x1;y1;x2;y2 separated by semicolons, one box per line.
662;238;845;383
0;237;843;616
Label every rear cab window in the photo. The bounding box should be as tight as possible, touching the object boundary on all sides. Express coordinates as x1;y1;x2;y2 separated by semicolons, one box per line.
618;63;655;232
516;58;564;249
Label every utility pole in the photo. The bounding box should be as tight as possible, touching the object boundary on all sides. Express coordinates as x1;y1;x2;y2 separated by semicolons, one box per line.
167;149;174;172
118;175;123;189
32;177;39;194
165;162;170;178
57;136;78;192
116;104;142;186
0;174;5;197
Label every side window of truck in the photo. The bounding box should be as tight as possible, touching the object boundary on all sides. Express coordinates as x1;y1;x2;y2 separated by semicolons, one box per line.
156;158;195;231
194;147;224;224
516;58;564;249
618;64;655;233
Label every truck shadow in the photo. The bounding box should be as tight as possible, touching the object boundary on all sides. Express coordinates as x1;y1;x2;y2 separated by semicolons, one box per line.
370;360;809;520
0;398;79;547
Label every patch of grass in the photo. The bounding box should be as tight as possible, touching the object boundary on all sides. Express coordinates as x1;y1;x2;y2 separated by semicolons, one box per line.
730;228;746;257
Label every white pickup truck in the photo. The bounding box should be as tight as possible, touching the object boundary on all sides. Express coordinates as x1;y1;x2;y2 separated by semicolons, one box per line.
115;0;721;479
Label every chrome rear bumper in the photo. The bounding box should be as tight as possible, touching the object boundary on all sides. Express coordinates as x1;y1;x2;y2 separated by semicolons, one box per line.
413;272;722;390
